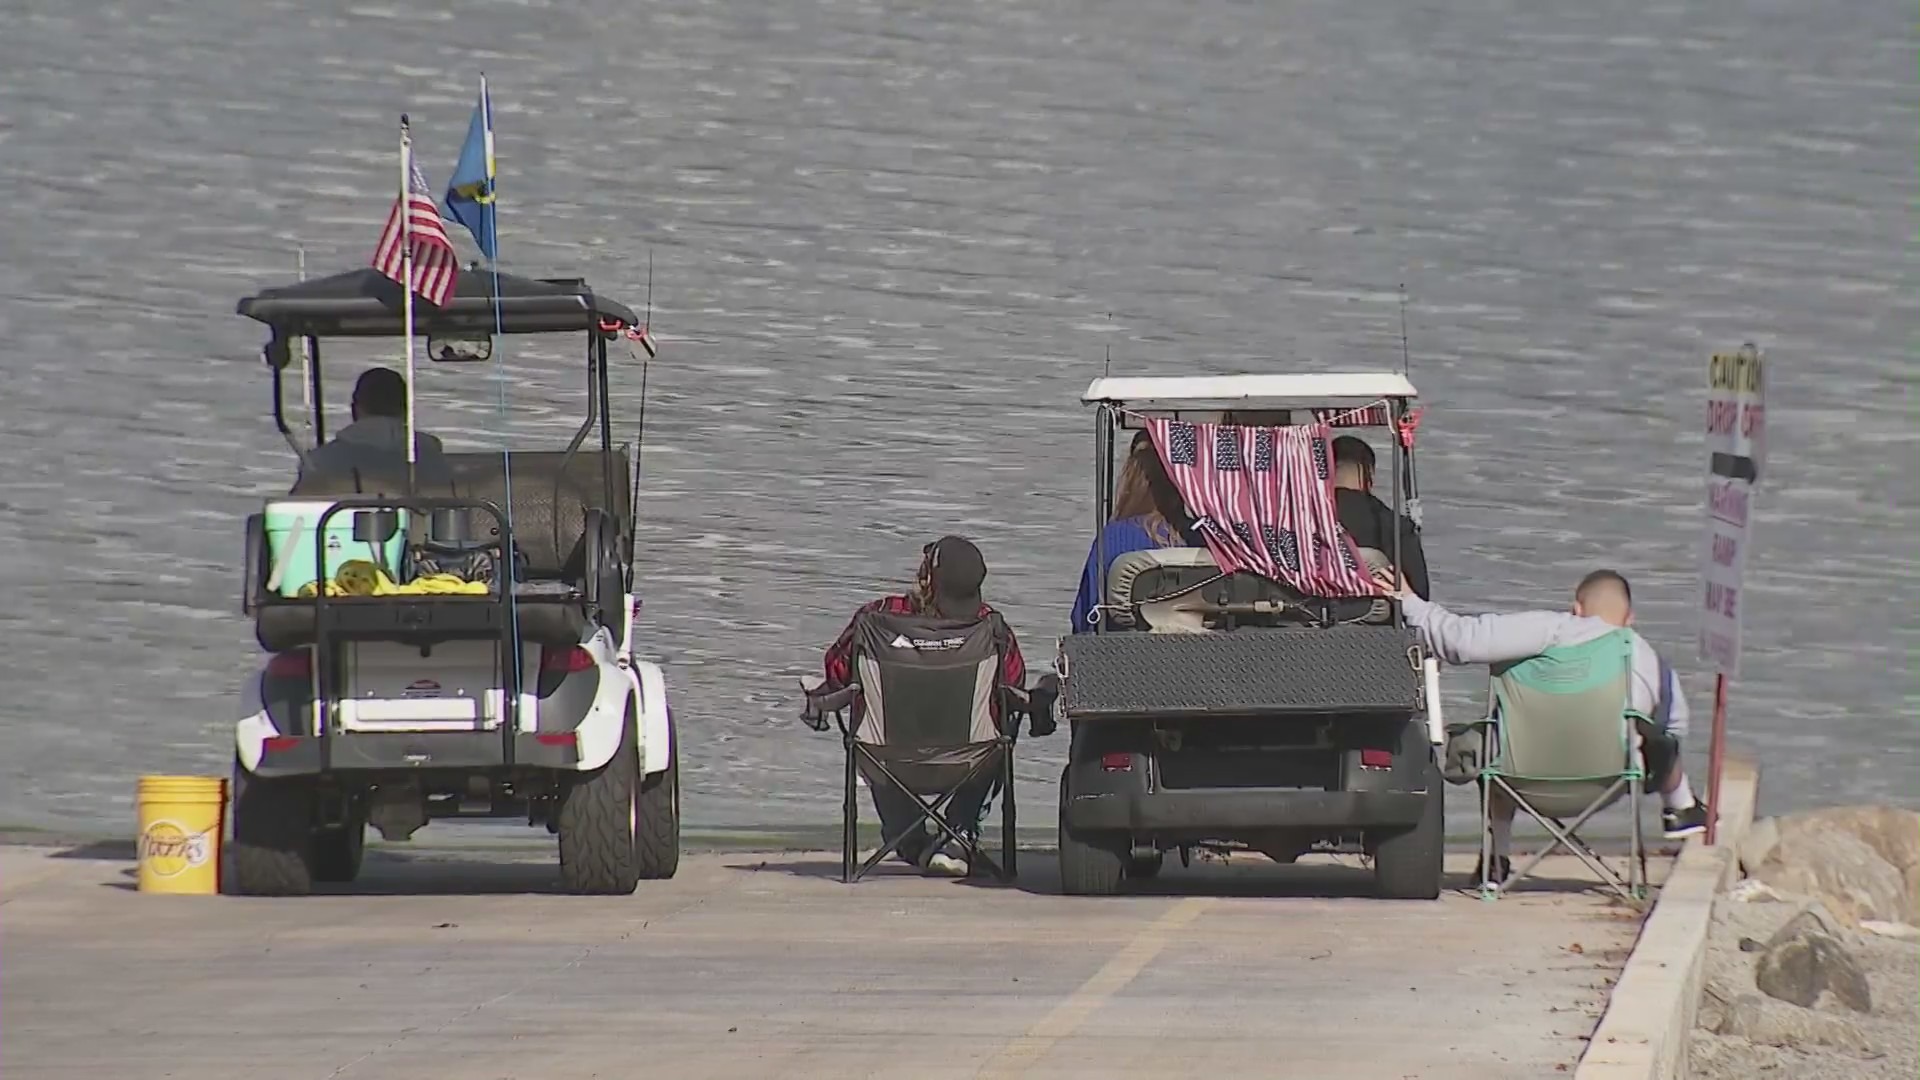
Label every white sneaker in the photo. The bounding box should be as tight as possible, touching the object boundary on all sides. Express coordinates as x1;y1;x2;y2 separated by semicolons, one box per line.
925;851;968;877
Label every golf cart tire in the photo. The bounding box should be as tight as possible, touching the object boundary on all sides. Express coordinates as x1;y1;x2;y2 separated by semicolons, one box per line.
227;764;315;897
633;710;680;881
311;814;367;884
1128;851;1165;880
1058;767;1125;897
1373;757;1445;901
558;717;643;895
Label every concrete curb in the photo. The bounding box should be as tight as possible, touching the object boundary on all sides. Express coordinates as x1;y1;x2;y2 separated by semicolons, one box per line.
1574;757;1759;1080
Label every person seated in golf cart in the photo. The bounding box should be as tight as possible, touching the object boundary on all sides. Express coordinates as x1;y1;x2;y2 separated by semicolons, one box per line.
1069;431;1203;632
1373;565;1706;882
292;367;452;493
820;536;1035;875
1331;435;1430;600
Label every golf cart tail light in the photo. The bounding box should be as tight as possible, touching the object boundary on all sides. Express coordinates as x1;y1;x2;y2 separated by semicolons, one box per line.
535;732;577;748
265;650;311;679
541;647;595;674
263;735;301;753
1100;752;1132;772
1360;749;1393;769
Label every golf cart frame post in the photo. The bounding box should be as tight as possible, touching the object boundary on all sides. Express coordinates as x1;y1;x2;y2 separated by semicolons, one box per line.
1083;372;1422;629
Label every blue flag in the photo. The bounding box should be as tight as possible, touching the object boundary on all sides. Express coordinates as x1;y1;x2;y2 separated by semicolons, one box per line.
445;79;496;260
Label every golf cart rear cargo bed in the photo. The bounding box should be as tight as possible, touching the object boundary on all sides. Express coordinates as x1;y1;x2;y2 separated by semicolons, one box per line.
1061;626;1421;718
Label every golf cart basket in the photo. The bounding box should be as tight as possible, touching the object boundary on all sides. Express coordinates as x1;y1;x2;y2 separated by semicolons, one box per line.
234;268;644;774
1062;372;1427;719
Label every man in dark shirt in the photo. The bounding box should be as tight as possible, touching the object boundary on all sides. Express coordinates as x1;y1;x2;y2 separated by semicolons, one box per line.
1332;435;1431;600
821;536;1026;875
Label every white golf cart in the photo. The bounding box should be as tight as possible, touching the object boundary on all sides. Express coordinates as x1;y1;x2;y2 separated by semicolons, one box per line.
1057;373;1446;898
229;268;678;896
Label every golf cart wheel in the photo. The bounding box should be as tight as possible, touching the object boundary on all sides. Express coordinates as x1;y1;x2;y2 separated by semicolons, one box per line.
1127;851;1165;880
311;807;367;884
227;762;315;897
633;709;680;880
1374;752;1445;901
557;716;643;895
1057;766;1124;897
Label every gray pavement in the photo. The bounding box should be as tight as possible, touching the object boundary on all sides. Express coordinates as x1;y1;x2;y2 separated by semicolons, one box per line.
2;844;1652;1079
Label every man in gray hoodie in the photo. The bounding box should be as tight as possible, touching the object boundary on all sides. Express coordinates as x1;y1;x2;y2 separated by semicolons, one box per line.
1374;567;1707;881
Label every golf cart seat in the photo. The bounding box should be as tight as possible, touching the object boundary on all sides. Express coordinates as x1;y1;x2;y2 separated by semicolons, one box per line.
247;449;632;653
1106;546;1387;632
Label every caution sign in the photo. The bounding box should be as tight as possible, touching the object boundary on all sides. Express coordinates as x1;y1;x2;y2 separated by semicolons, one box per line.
1699;344;1766;675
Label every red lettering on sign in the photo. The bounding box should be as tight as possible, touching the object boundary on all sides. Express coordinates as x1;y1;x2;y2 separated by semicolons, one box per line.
1741;403;1765;438
1706;400;1738;436
1712;535;1739;566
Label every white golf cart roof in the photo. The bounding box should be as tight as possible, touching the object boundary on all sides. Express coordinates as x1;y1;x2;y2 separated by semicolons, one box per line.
1083;372;1418;412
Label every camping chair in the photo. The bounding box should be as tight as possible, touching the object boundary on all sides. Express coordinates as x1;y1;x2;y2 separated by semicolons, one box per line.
1462;628;1650;905
800;609;1038;884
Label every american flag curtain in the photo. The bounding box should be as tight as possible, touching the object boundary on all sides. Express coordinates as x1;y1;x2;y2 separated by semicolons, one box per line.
1145;417;1379;598
372;161;459;307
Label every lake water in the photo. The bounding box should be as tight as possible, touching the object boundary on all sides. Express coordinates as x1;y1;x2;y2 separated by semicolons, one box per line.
1;0;1912;837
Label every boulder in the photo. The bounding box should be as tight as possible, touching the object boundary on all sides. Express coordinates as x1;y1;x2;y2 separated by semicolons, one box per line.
1764;901;1843;949
1755;930;1872;1013
1715;992;1872;1053
1753;823;1908;928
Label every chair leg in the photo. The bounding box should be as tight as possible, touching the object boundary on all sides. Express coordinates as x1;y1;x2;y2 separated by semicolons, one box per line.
1479;777;1497;900
1502;779;1639;903
842;735;858;885
1630;772;1646;901
1002;744;1017;882
852;751;1006;882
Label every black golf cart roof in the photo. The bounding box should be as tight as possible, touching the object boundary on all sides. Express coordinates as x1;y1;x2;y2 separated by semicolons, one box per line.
236;267;641;338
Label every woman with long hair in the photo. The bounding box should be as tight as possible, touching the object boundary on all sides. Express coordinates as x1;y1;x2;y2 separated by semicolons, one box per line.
1069;430;1202;631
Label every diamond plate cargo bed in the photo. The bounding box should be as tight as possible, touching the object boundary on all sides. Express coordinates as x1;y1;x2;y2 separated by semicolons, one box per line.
1060;626;1422;719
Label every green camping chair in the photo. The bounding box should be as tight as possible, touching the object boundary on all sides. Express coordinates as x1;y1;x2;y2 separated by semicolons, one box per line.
1468;628;1649;904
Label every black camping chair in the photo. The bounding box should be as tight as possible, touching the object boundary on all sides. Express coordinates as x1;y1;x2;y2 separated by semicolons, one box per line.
800;608;1055;884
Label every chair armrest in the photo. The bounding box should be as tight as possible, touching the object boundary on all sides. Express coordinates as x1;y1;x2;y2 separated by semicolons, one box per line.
797;676;858;731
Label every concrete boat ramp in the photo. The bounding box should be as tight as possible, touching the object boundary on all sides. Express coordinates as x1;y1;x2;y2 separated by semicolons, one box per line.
2;844;1653;1079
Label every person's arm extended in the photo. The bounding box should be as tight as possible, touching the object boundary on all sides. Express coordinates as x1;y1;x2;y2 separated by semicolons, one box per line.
1400;594;1574;667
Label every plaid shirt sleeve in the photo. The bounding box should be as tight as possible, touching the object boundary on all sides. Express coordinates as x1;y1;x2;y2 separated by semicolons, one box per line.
981;603;1027;693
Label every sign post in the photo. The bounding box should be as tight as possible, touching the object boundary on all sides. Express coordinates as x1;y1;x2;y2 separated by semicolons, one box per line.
1699;343;1765;845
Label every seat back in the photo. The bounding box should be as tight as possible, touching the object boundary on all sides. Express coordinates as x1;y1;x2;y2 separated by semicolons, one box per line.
1105;548;1218;632
1488;629;1642;818
444;450;631;580
1109;546;1382;631
850;609;1006;749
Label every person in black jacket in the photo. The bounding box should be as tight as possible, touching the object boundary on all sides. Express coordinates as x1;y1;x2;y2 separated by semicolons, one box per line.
1331;435;1431;600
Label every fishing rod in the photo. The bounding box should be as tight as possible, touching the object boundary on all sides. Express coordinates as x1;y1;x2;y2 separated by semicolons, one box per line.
625;251;653;592
1397;283;1422;528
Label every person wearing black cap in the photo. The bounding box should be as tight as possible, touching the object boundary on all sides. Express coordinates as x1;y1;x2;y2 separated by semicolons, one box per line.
1331;435;1431;600
821;536;1030;875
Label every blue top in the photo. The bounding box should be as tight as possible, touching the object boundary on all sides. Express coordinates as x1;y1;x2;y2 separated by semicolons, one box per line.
1070;516;1196;633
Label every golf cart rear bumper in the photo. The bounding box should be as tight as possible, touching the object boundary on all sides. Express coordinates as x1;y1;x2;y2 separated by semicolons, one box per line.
1064;788;1429;833
248;733;581;778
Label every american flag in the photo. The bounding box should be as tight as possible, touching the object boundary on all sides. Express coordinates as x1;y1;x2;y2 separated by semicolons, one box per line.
372;162;459;307
1146;417;1378;598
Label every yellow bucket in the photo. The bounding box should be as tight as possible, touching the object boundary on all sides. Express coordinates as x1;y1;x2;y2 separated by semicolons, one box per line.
136;775;227;895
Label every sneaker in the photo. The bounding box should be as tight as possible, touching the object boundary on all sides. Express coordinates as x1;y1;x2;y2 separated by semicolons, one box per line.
1662;804;1709;839
1472;855;1512;885
925;851;968;877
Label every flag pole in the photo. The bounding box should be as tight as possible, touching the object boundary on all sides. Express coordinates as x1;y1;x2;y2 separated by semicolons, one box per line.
399;114;418;490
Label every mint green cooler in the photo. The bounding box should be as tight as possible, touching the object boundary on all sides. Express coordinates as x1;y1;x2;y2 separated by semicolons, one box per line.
262;499;409;597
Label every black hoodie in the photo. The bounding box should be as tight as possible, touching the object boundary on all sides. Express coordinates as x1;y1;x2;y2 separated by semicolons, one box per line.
1334;488;1431;600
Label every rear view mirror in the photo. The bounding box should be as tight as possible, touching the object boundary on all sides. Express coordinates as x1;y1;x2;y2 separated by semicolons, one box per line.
352;510;399;544
428;334;493;363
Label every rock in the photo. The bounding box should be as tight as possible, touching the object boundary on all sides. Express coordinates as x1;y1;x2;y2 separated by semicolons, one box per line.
1738;936;1766;953
1860;919;1920;942
1716;992;1873;1053
1754;824;1908;927
1765;901;1844;949
1755;930;1872;1013
1738;815;1781;875
1773;806;1920;922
